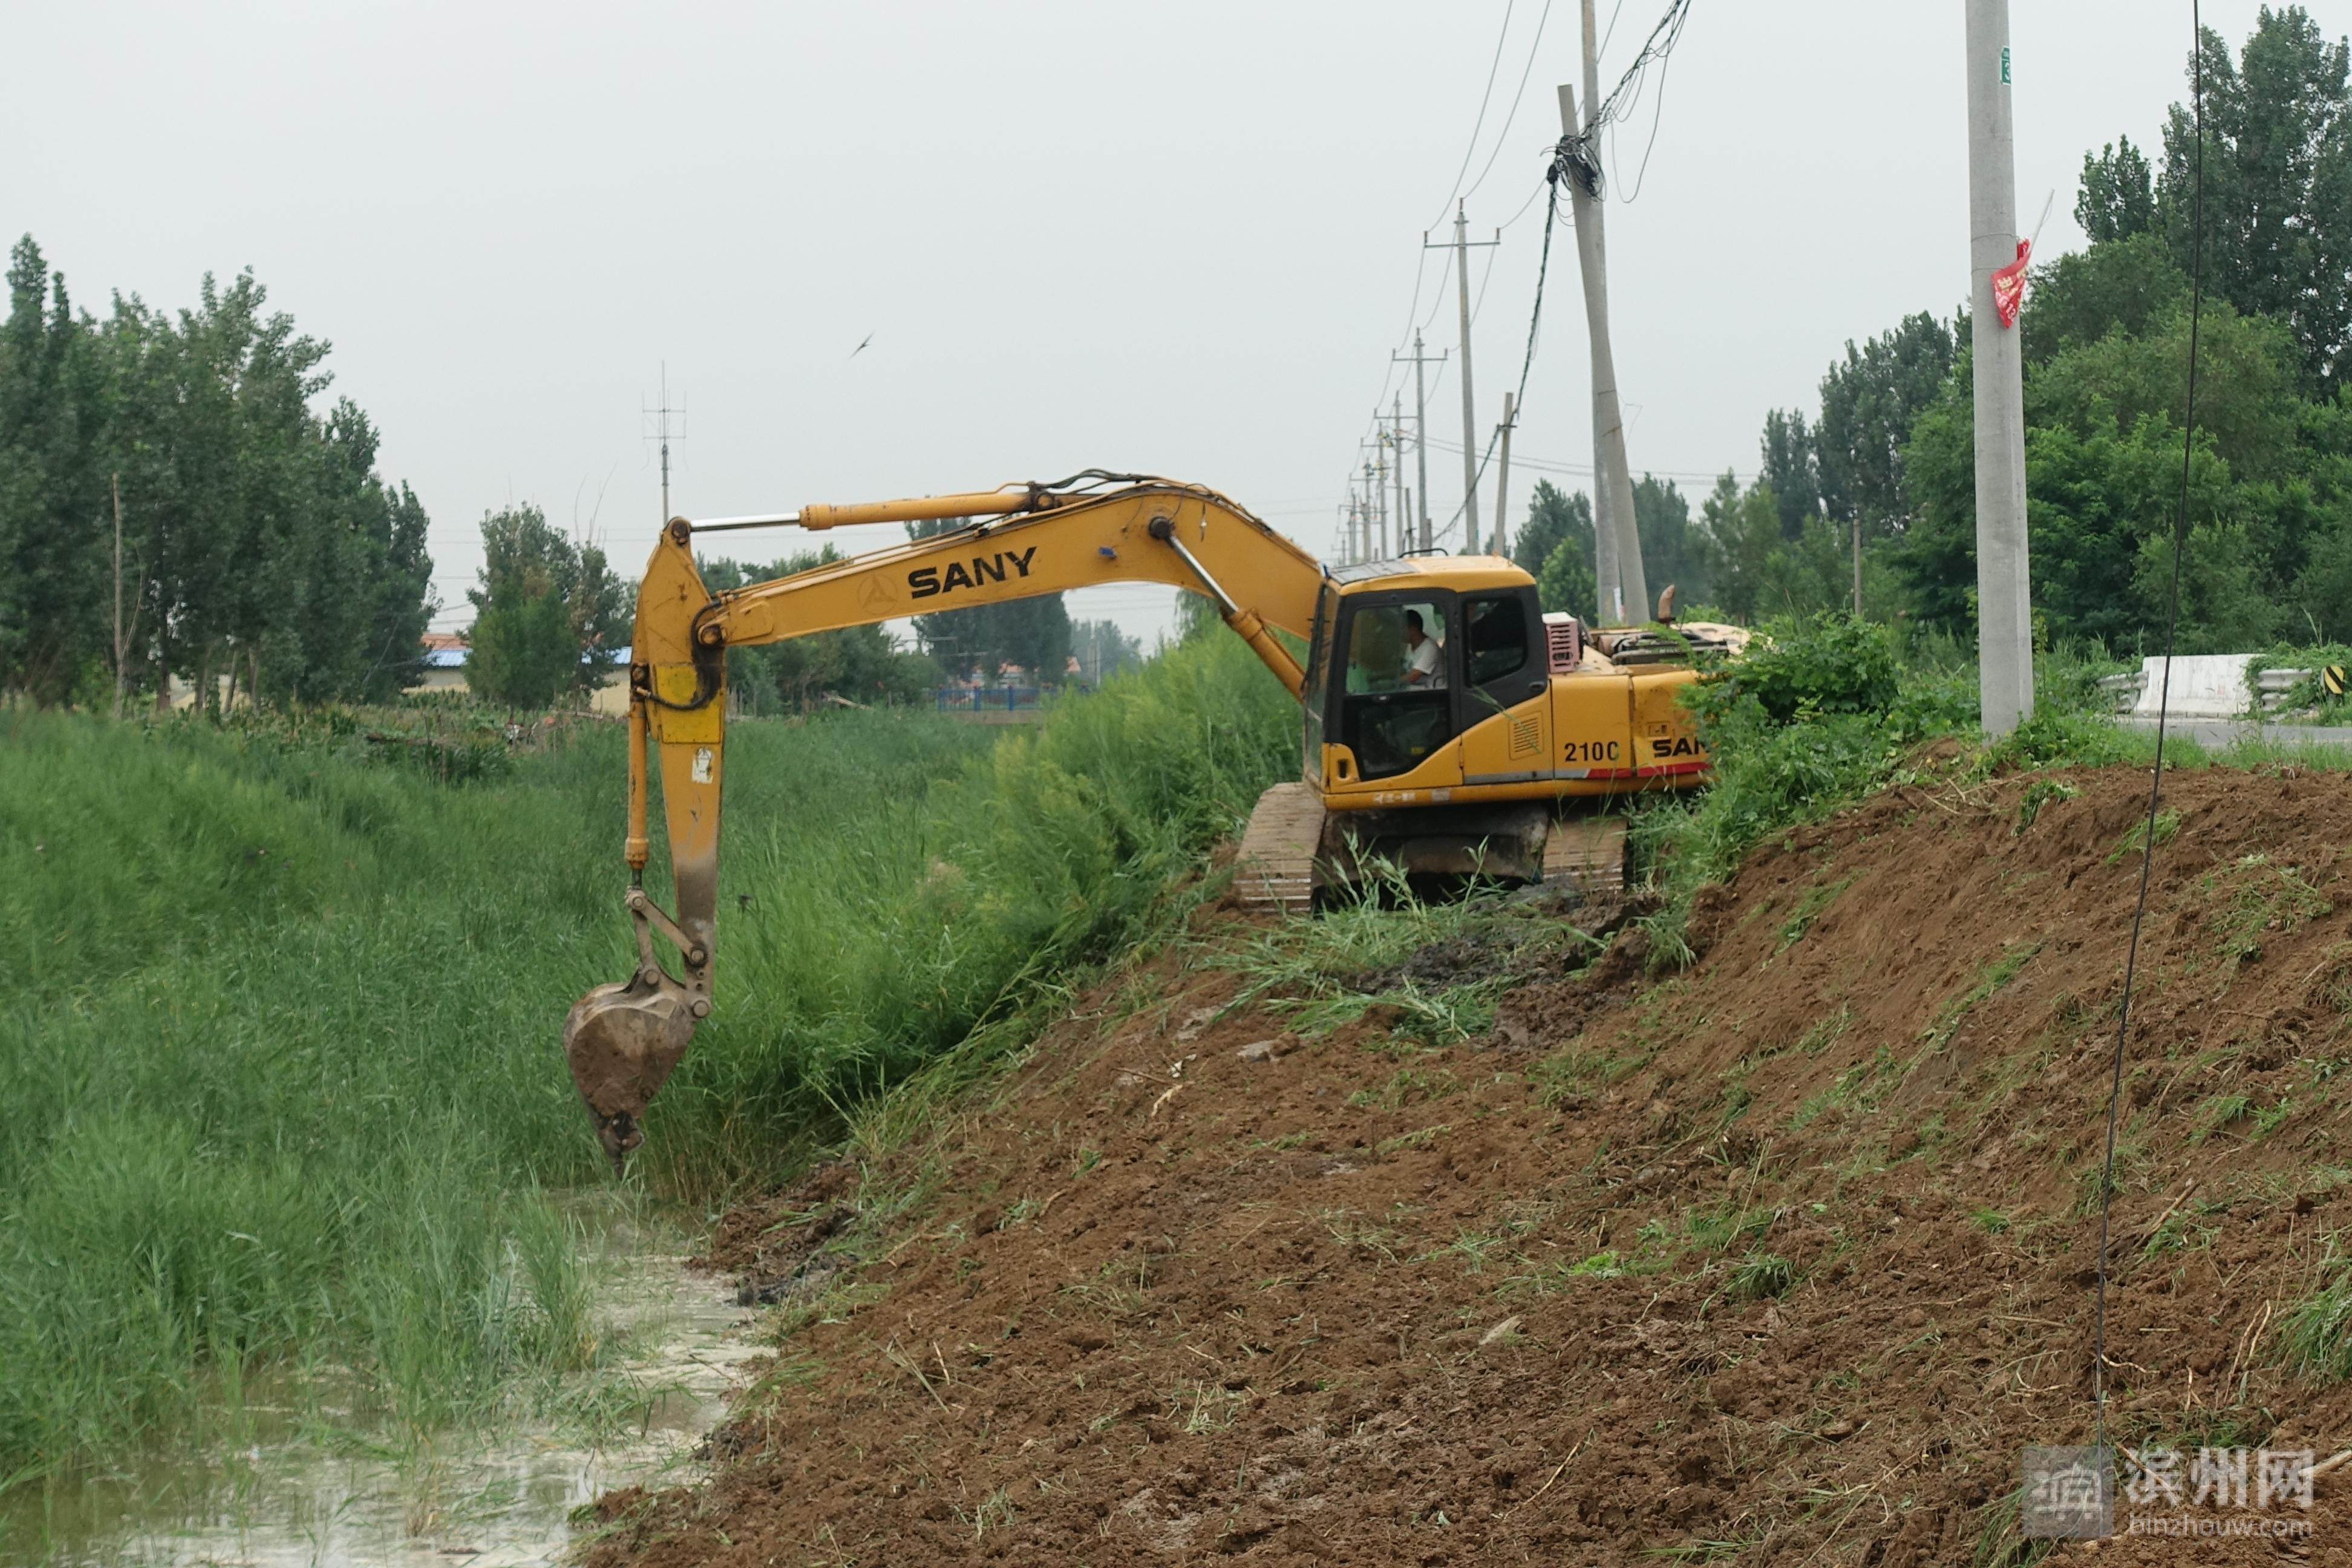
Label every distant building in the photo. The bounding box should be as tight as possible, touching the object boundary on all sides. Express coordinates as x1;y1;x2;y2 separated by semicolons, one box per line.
415;632;470;694
405;632;631;715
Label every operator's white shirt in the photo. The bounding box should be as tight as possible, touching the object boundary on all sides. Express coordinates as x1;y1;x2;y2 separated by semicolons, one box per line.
1406;636;1445;690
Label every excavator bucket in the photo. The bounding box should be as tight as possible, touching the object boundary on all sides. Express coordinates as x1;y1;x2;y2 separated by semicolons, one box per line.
563;971;698;1172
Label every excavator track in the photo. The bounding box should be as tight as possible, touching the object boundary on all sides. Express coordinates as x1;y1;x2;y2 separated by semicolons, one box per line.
1540;814;1628;902
1235;782;1324;913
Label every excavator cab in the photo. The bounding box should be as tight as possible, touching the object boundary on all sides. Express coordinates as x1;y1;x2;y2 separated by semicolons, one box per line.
1309;574;1547;786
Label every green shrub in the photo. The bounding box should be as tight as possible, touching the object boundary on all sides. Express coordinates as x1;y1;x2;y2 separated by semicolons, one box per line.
2252;642;2352;719
1707;612;1901;724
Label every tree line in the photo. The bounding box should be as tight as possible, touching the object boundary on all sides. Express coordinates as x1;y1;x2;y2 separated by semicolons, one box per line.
0;238;436;708
462;514;1147;713
1516;8;2352;655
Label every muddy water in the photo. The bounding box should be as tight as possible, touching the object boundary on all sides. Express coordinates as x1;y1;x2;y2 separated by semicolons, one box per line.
4;1220;761;1567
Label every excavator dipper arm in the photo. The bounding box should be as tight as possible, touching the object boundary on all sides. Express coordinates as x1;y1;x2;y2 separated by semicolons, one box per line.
563;477;1322;1168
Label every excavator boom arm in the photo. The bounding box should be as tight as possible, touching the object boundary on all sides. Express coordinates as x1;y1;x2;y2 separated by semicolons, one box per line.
563;477;1326;1168
711;483;1315;670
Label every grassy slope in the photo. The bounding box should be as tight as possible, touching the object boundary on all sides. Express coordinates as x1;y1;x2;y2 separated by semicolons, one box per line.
0;632;1298;1488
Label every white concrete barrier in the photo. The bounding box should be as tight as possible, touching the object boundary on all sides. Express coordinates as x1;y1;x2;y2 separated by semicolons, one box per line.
2130;654;2254;719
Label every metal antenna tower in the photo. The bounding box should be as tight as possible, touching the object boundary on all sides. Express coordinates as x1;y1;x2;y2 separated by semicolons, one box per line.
644;365;687;523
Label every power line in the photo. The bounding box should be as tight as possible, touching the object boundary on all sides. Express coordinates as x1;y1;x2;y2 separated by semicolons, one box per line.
1461;1;1558;205
1429;162;1571;540
1428;1;1518;229
1495;170;1553;232
1359;0;1538;479
1596;0;1627;60
1422;431;1752;487
2093;0;2209;1465
1349;0;1602;531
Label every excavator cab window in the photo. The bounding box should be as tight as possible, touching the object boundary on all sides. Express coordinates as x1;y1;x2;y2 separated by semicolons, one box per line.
1462;593;1531;687
1457;590;1543;722
1301;583;1335;779
1334;596;1454;779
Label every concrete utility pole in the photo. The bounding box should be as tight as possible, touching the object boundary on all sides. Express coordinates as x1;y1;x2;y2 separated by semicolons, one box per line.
1393;332;1446;551
1560;3;1650;622
1853;513;1864;616
1428;203;1499;553
1359;442;1385;560
1391;394;1409;557
1493;392;1517;561
111;473;125;721
1967;0;2033;733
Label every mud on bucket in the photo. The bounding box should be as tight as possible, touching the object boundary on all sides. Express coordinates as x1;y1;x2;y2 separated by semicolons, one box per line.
563;974;698;1172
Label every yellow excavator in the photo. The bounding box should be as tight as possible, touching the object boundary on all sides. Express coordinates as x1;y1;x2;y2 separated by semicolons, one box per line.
563;472;1740;1166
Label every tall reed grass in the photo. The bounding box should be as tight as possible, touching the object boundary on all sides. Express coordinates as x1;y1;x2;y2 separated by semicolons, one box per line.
639;632;1299;1184
0;632;1296;1488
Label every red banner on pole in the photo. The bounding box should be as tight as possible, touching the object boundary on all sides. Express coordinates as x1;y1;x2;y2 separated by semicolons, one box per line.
1991;238;2031;328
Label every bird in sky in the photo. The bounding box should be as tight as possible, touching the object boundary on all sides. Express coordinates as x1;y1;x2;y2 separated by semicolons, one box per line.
851;333;874;359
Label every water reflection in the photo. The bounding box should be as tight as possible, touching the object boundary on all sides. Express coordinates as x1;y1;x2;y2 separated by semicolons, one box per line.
3;1225;759;1567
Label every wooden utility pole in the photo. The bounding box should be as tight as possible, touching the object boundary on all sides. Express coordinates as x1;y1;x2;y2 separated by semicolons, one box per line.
1558;0;1650;622
1493;391;1518;560
1967;0;2033;732
1427;203;1499;553
1393;333;1445;551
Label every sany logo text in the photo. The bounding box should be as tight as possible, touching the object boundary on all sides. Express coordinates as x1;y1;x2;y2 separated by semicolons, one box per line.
909;547;1038;600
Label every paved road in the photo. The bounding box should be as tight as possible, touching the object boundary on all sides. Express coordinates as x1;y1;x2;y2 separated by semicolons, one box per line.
2116;716;2352;749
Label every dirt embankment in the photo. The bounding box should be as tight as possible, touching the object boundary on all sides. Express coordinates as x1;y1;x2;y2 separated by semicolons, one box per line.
593;765;2352;1566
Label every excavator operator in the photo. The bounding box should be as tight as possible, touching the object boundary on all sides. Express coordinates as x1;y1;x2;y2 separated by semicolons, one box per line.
1402;609;1445;690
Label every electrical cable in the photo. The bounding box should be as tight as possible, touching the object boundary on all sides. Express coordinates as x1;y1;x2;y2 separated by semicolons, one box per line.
1610;8;1681;204
1354;0;1687;532
1496;170;1552;231
1361;0;1545;492
1429;1;1518;230
1425;0;1691;535
1556;0;1690;200
1462;0;1558;205
1431;169;1570;538
1469;232;1506;324
2091;0;2205;1465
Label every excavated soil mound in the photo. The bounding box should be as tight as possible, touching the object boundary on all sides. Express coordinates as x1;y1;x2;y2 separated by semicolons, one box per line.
592;763;2352;1566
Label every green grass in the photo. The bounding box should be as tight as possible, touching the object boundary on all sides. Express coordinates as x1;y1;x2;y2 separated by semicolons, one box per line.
1728;1250;1794;1300
1210;872;1595;1051
0;630;1299;1493
2281;1240;2352;1380
1775;872;1858;950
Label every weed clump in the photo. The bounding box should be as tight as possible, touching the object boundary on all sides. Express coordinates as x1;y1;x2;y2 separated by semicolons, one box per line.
2281;1246;2352;1380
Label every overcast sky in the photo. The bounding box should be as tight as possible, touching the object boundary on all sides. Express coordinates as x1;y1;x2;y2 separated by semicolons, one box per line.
7;1;2341;648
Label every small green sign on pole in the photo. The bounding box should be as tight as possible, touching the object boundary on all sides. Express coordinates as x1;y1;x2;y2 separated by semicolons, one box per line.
2001;46;2011;84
